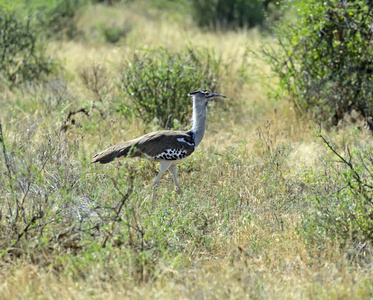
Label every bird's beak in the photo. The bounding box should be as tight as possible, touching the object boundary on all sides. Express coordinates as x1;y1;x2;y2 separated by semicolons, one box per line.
211;93;227;101
213;94;227;99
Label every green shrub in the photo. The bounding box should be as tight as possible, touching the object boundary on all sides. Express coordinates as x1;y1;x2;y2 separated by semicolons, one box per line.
264;0;373;130
118;47;221;129
0;9;55;86
37;0;85;40
102;22;132;44
91;0;121;5
301;135;373;260
191;0;278;29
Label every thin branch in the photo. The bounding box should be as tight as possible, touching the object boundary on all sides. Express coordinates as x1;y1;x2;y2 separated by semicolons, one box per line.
319;134;373;190
0;124;12;179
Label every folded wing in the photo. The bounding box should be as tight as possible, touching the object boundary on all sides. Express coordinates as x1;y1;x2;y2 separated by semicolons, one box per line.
92;130;195;164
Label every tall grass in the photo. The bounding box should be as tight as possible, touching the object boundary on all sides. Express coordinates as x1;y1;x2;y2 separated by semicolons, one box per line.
0;2;372;299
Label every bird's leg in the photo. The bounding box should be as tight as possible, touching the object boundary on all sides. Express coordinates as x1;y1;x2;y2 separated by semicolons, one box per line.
152;161;172;207
169;164;183;197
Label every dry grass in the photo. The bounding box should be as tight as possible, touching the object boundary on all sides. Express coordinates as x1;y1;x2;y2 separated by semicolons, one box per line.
0;2;372;299
1;219;372;300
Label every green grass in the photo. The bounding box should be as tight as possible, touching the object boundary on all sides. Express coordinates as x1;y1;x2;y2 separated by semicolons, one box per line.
0;1;372;299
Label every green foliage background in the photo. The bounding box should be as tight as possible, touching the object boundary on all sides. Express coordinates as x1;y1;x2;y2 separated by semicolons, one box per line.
0;9;55;86
118;48;221;128
264;0;373;129
0;0;373;297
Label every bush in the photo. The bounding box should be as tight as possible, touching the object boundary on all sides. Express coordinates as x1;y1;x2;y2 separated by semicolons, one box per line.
102;22;132;44
118;47;221;129
0;9;55;86
191;0;279;29
91;0;121;5
37;0;85;40
264;1;373;130
302;134;373;260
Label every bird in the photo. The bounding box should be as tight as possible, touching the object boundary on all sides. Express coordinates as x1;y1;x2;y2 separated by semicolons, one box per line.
92;90;227;201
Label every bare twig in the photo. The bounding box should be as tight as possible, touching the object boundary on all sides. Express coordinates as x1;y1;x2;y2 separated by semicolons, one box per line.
60;108;90;131
111;173;134;220
319;133;373;190
0;124;12;179
100;172;135;249
60;105;105;132
11;211;44;247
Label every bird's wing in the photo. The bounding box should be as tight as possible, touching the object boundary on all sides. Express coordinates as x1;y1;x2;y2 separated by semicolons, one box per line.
92;130;195;164
134;131;195;158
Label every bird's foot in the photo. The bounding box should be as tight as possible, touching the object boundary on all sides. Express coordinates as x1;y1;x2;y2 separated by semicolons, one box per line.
175;187;183;197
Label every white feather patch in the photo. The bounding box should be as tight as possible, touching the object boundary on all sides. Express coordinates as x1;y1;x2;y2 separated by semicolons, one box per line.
176;138;194;146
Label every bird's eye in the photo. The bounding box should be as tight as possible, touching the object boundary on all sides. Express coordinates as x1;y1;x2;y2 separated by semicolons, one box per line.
205;92;210;96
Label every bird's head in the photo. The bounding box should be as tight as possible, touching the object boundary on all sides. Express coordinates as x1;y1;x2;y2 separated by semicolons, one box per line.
188;90;226;105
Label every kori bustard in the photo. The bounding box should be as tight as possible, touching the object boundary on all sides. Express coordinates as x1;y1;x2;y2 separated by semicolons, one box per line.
92;90;226;198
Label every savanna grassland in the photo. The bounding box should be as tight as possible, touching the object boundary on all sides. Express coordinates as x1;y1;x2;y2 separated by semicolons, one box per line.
0;1;373;299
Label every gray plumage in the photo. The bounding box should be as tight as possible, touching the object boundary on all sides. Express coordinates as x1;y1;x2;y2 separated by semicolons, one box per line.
92;90;226;201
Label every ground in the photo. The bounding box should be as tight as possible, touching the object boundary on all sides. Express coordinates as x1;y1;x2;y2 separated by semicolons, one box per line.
0;2;372;299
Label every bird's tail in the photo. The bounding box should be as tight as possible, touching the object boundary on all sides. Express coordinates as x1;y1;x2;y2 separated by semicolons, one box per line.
92;141;139;164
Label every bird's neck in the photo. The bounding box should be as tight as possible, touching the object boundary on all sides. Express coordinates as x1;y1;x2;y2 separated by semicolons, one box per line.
190;99;207;147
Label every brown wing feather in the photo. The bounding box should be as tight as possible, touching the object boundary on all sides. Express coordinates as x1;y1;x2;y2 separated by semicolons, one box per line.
91;136;142;164
135;131;195;157
92;130;195;164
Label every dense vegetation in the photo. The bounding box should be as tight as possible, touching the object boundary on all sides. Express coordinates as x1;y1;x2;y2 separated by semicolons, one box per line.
0;10;55;86
191;0;280;29
265;0;373;129
0;0;372;298
118;48;221;128
264;0;373;251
